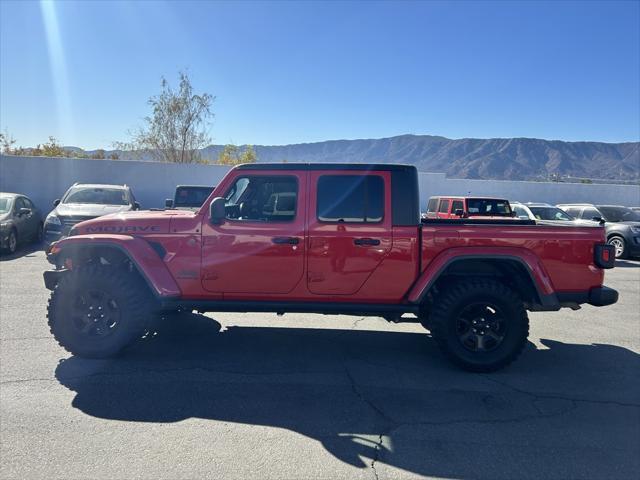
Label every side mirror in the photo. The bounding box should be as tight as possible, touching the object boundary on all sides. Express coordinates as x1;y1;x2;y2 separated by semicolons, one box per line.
454;209;464;217
165;199;174;208
53;199;60;207
209;197;226;225
133;201;141;210
19;207;31;216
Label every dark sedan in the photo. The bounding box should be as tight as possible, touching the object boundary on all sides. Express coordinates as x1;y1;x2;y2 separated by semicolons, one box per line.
0;193;43;254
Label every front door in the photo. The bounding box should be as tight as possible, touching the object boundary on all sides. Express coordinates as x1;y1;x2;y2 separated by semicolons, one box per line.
307;171;392;296
201;171;306;295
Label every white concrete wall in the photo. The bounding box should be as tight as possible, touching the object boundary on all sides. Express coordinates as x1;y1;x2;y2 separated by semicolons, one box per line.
417;173;640;210
0;155;230;213
1;154;639;215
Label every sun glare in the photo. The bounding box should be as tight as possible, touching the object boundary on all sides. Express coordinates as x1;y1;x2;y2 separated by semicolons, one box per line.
40;0;74;141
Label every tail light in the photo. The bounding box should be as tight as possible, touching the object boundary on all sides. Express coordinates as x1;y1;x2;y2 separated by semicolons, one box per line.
594;244;615;269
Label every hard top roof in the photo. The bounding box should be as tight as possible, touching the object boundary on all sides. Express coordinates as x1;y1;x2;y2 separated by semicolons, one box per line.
235;162;416;172
68;183;128;189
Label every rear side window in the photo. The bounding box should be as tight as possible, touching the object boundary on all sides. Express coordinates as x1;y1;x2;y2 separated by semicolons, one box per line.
317;175;384;223
427;198;438;212
438;200;450;213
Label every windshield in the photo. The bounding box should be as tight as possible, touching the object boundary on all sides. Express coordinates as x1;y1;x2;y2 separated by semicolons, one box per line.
175;186;214;207
598;206;640;222
529;207;574;221
63;188;129;206
0;198;12;214
467;198;512;216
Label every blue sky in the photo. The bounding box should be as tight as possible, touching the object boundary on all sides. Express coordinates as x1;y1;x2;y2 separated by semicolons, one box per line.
1;0;639;149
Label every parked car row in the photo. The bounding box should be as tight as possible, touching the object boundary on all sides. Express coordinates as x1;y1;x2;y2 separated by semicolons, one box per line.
422;196;640;259
3;186;639;260
0;193;43;254
1;183;218;254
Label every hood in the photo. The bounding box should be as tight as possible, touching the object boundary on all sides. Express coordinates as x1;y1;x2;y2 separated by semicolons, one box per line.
617;221;640;226
73;209;195;235
55;203;133;218
0;212;10;222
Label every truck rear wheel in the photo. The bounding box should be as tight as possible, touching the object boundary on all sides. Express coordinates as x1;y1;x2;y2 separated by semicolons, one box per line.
429;279;529;372
47;264;154;358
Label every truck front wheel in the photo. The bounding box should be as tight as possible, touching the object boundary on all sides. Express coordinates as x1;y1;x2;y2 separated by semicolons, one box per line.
47;264;154;358
429;279;529;372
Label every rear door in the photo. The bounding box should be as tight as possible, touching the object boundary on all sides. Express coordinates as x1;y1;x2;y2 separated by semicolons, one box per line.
201;171;306;295
307;171;392;295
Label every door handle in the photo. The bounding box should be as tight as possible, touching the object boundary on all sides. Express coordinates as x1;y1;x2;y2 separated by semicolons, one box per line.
354;238;381;246
272;236;299;245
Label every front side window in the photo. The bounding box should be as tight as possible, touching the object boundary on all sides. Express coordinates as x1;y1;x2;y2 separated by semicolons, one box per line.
529;207;573;221
427;198;438;212
14;197;26;212
317;175;384;223
581;207;600;221
63;187;130;206
223;175;298;222
513;206;530;219
563;207;581;217
438;200;450;213
451;200;464;214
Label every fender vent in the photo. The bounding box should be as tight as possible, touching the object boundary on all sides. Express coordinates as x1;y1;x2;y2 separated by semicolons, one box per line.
148;241;167;260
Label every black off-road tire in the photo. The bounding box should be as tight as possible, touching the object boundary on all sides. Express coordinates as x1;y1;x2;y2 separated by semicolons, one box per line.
47;264;155;358
429;278;529;372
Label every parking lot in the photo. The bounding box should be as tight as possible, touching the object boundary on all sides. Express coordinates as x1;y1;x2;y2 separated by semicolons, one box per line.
0;247;638;480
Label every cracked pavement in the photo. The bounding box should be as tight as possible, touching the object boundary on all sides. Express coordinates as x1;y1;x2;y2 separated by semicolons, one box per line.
1;250;639;479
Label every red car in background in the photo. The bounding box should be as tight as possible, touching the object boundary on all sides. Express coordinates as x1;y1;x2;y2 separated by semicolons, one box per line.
425;196;514;219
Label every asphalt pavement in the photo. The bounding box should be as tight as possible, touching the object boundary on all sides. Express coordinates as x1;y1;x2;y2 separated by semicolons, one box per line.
1;247;639;479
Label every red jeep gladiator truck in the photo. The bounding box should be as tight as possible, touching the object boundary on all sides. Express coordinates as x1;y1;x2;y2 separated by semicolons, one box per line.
43;163;618;372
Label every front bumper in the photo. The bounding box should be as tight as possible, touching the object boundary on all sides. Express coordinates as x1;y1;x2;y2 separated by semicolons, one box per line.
0;228;10;249
43;269;68;290
628;236;640;257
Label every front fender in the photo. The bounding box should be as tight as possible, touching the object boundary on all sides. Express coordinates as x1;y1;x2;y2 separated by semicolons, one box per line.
46;234;181;298
407;246;556;304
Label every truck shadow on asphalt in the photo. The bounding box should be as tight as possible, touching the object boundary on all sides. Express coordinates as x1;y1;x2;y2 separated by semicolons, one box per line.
55;313;640;479
0;242;43;261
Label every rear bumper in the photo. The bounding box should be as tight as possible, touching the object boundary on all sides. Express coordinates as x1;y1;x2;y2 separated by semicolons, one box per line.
587;286;619;307
556;286;619;308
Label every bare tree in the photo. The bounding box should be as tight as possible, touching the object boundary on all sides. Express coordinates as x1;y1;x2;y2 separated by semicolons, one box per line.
117;72;214;163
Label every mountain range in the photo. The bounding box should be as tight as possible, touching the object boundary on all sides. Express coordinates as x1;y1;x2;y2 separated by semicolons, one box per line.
75;134;639;182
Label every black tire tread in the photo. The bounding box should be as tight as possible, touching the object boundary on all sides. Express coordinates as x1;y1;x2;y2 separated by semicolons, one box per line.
47;264;154;357
429;278;529;372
